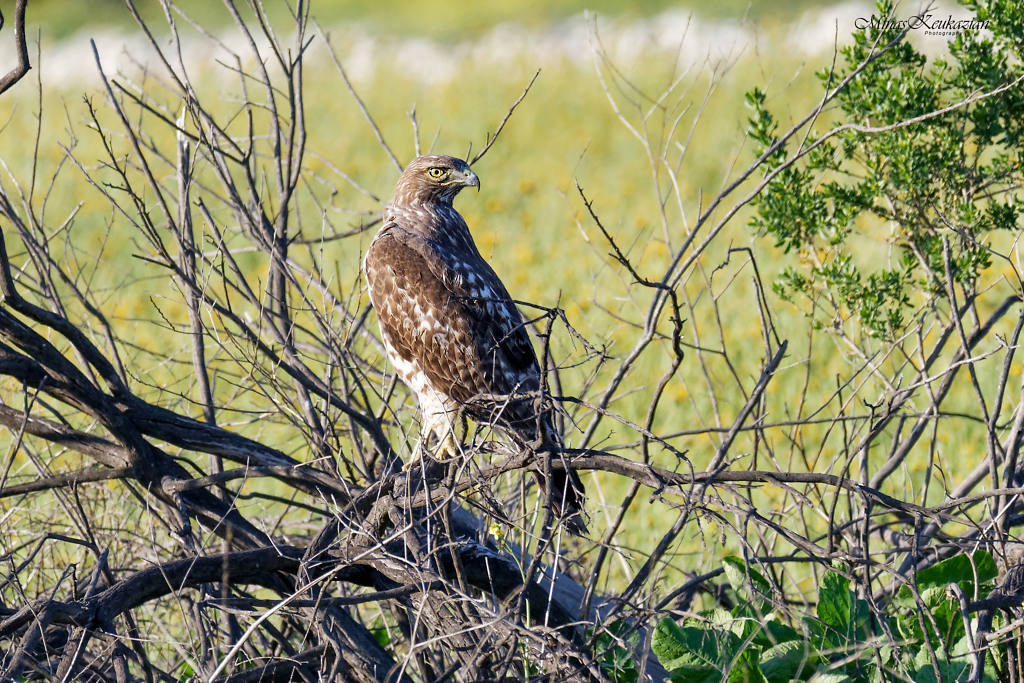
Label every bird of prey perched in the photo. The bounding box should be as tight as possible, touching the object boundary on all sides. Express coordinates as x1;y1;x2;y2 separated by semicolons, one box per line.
363;154;587;535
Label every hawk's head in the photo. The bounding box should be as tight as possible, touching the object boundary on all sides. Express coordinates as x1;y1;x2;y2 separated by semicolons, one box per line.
392;155;480;207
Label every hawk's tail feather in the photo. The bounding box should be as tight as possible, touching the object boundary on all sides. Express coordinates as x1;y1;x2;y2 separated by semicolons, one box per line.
534;464;589;538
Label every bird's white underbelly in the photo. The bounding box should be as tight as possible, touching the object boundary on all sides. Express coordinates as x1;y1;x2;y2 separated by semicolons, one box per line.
381;335;457;444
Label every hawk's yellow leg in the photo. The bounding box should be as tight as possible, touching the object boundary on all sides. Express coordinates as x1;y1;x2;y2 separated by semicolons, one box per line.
404;417;463;469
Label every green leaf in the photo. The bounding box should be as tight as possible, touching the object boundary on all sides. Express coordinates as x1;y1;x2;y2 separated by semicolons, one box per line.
371;626;390;648
652;617;743;676
653;618;717;672
808;672;853;683
911;646;973;683
817;571;853;632
723;556;773;616
912;552;998;597
669;670;721;683
703;608;737;629
753;619;802;649
912;585;961;644
652;618;691;669
729;617;763;641
727;651;769;683
760;640;813;682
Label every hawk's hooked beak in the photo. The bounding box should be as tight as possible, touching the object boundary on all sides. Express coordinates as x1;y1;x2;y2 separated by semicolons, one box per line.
462;169;481;192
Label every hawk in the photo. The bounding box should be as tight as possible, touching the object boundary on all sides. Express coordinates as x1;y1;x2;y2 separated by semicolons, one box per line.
364;154;587;535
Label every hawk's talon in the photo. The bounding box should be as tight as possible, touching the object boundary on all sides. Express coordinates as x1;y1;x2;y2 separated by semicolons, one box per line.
431;432;462;463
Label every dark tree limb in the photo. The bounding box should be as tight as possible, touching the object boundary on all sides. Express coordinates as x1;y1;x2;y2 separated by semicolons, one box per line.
0;0;29;96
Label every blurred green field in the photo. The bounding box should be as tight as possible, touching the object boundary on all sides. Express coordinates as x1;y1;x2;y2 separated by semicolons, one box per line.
2;0;1016;604
26;0;837;41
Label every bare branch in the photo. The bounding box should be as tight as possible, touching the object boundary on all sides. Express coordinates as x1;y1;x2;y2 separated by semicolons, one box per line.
0;0;29;96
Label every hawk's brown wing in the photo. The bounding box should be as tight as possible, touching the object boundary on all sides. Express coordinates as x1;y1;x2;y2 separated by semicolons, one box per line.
365;225;543;429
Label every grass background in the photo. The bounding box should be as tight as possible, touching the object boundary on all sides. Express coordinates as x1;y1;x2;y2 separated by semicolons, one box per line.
25;0;836;40
2;0;1014;603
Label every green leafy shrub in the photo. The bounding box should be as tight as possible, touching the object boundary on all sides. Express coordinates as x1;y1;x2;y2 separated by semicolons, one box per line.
652;553;999;681
747;0;1023;339
655;552;999;679
590;620;640;682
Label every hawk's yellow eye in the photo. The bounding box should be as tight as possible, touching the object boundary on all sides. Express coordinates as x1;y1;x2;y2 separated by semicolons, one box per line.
427;167;446;180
